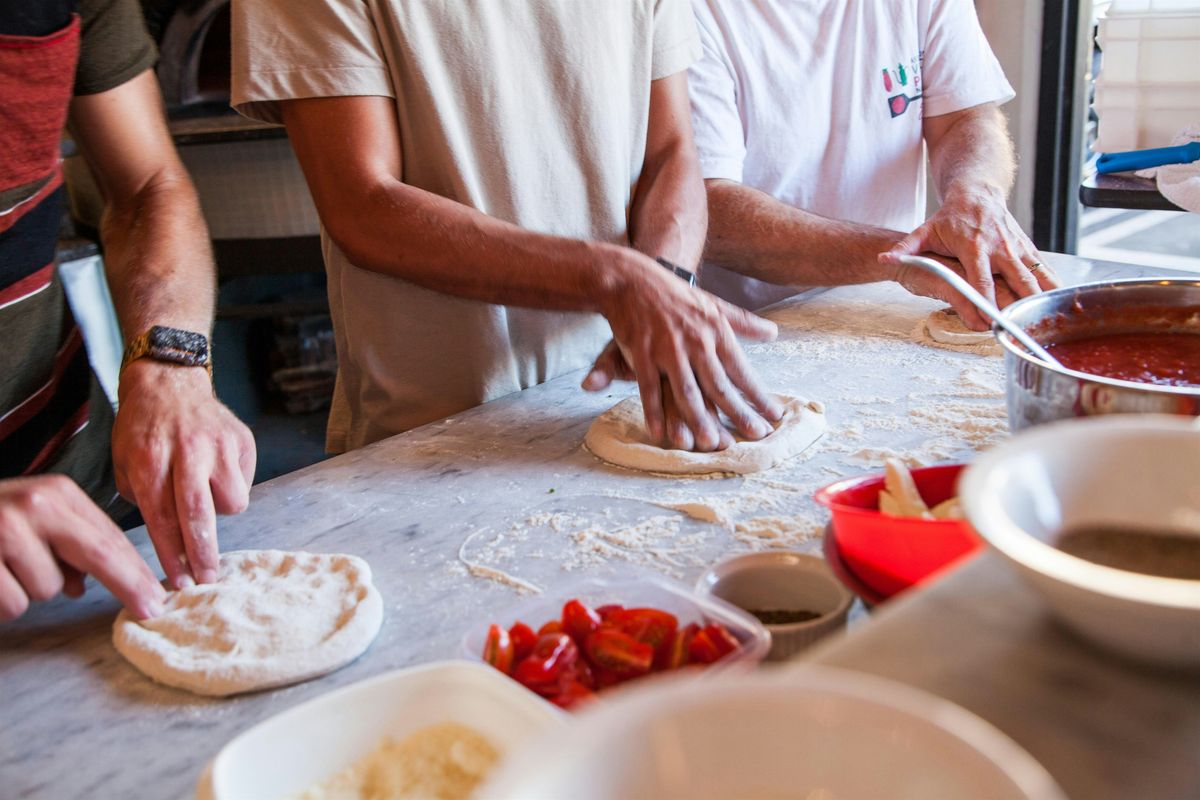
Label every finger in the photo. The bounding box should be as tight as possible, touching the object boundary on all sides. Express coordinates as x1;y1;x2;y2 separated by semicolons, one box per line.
1027;252;1060;291
662;343;721;452
947;292;991;331
694;348;771;441
48;523;165;620
714;328;784;423
706;396;736;450
210;439;250;516
114;464;134;505
135;470;192;591
881;227;931;260
960;247;998;310
717;300;778;343
992;246;1040;299
630;345;666;444
661;376;694;451
3;525;64;602
0;565;30;621
582;343;619;392
173;456;220;584
58;558;86;598
995;279;1019;309
237;426;257;488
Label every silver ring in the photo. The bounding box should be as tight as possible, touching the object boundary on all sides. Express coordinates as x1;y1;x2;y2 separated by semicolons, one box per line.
1027;260;1046;272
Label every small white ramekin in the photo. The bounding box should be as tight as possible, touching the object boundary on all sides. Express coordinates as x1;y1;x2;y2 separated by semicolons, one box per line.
696;551;854;661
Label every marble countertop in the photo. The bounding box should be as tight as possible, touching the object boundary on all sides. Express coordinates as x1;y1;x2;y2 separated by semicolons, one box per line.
1;253;1191;800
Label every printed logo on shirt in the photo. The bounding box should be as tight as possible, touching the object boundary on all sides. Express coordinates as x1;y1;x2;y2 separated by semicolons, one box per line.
881;52;922;118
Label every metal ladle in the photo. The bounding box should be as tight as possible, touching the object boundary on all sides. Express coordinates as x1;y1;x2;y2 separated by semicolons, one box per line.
895;254;1065;368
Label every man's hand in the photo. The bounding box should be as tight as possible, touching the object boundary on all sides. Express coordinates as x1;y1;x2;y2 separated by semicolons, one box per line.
591;253;783;452
890;252;1020;329
881;187;1058;328
0;475;166;621
112;361;256;590
881;104;1060;330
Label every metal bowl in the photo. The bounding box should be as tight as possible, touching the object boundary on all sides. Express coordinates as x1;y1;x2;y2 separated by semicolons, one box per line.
998;278;1200;431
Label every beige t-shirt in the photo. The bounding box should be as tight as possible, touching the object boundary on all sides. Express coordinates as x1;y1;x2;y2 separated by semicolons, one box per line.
231;0;700;452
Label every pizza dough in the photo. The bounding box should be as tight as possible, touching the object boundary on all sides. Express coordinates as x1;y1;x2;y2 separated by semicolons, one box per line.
584;394;826;476
924;307;1000;351
113;549;383;697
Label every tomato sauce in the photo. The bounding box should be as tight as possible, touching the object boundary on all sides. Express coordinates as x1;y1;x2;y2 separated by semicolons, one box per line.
1045;332;1200;388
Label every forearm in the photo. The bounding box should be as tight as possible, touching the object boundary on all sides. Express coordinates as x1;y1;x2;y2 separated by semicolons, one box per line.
629;141;707;268
704;179;904;286
926;104;1015;206
326;182;634;313
100;167;215;339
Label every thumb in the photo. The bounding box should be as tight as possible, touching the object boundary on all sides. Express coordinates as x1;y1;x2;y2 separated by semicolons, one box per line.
879;228;929;264
582;346;618;392
720;301;777;342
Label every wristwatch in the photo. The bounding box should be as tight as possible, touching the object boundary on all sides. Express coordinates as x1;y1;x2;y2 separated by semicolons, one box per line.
655;256;697;286
122;325;213;379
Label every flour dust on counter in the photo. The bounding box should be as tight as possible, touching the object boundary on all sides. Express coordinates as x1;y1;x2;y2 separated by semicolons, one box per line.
112;550;382;696
456;283;1013;597
584;394;826;476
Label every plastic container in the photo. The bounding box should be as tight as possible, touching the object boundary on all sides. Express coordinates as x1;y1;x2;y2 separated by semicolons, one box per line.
461;574;771;673
1104;0;1200;14
1092;79;1200;151
814;463;981;599
200;661;565;800
1093;2;1200;150
1097;15;1200;86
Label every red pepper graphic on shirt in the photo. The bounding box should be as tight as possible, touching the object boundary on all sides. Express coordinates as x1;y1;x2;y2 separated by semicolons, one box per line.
882;68;893;91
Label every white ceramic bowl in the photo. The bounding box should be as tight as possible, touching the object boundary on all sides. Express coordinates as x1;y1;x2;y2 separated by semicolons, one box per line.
960;415;1200;667
199;661;564;800
480;666;1065;800
695;551;853;660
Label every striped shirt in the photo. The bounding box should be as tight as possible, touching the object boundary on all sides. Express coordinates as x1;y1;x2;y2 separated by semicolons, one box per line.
0;0;154;502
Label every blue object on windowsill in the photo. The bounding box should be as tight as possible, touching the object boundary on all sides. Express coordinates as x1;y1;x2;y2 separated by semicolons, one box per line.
1096;141;1200;175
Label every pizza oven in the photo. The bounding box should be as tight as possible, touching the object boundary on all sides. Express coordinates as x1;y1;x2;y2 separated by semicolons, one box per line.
141;0;232;113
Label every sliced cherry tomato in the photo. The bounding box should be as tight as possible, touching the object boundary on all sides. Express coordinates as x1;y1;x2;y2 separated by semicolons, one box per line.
592;664;624;689
570;658;596;690
584;628;654;677
537;619;563;636
550;680;597;710
687;628;722;664
514;633;578;695
482;624;514;675
658;622;698;670
509;622;537;662
562;599;602;643
613;608;678;655
595;604;625;622
704;623;740;658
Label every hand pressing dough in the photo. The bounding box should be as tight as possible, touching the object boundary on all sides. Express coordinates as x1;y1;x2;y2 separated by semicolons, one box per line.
113;549;382;697
584;394;826;476
925;307;999;351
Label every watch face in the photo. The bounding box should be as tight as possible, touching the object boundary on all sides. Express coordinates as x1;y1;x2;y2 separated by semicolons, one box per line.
147;326;209;367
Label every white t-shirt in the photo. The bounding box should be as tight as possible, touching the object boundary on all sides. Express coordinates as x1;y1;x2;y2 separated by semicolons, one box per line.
231;0;700;451
689;0;1015;309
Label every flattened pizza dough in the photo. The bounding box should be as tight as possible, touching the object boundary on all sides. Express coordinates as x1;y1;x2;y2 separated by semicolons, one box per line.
113;549;382;697
924;308;1000;352
584;394;826;476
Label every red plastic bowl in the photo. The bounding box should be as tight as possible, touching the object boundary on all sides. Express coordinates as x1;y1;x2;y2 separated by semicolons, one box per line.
814;464;982;599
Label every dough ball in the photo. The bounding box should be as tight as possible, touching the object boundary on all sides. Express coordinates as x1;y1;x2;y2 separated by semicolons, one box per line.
924;308;1000;352
113;550;382;697
584;394;826;476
